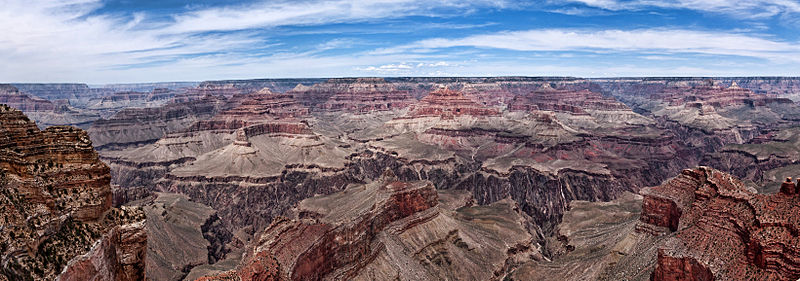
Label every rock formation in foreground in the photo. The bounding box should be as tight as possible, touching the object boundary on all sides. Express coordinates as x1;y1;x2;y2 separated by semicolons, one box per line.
641;167;799;281
0;104;146;281
511;167;799;281
198;170;539;280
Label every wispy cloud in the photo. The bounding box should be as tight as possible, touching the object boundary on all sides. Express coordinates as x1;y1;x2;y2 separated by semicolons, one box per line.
1;0;799;83
0;0;508;82
381;28;800;62
165;0;509;34
563;0;800;18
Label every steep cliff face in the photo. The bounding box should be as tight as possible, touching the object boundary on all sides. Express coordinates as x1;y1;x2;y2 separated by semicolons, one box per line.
57;210;148;281
85;88;176;112
639;167;800;281
199;79;326;96
406;87;500;118
0;104;146;280
10;83;95;102
286;78;410;110
650;250;715;281
729;77;800;100
198;170;539;281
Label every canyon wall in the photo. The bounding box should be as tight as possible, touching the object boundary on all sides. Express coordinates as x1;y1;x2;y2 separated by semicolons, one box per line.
0;104;146;280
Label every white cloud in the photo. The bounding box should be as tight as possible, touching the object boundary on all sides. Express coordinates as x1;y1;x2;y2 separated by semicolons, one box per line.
564;0;800;18
356;63;414;72
165;0;509;34
0;0;508;83
385;28;800;63
2;0;799;83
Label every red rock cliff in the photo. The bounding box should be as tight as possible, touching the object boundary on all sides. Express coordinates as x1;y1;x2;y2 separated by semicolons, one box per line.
639;167;800;281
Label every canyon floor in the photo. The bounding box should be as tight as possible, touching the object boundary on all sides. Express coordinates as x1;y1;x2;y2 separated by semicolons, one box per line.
1;77;799;280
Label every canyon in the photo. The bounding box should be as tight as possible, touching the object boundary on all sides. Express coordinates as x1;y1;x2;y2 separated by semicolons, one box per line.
2;76;800;280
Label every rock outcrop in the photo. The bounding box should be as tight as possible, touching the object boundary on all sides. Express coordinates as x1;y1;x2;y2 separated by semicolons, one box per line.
0;104;146;280
58;210;147;281
638;167;800;281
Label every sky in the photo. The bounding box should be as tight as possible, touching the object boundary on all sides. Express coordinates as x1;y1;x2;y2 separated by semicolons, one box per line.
1;0;799;83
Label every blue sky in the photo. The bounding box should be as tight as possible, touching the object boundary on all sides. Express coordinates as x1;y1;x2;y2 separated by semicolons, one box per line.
1;0;799;83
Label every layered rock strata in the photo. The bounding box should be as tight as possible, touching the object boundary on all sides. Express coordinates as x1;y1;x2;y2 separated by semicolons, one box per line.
287;78;411;110
0;105;146;280
0;85;100;128
700;127;800;188
86;88;175;111
407;87;500;118
88;94;229;150
508;85;651;130
191;88;309;131
306;78;416;113
91;78;799;281
100;87;348;232
609;80;800;151
0;85;55;111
